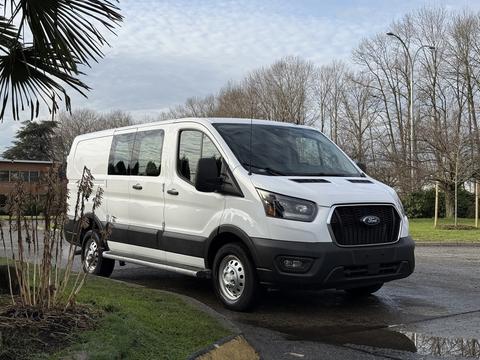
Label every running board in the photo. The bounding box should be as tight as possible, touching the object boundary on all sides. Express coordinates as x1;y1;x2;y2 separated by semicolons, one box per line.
102;251;211;279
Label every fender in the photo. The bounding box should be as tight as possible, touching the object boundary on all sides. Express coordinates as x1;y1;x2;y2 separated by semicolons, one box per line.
64;212;104;246
205;224;259;268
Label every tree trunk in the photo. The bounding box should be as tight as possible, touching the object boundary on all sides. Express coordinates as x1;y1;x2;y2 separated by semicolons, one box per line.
444;184;456;219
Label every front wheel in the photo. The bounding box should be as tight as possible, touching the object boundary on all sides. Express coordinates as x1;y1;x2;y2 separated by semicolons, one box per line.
345;283;383;296
213;243;258;311
81;230;115;277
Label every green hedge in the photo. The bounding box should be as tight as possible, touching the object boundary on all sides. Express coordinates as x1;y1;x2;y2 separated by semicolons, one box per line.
403;188;475;218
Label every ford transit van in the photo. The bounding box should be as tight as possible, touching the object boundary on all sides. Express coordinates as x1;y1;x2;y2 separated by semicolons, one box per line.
65;118;414;311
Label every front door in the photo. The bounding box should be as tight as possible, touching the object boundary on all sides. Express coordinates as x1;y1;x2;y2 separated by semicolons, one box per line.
163;124;225;267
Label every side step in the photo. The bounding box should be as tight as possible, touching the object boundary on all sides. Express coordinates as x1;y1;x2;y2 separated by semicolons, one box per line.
102;251;211;279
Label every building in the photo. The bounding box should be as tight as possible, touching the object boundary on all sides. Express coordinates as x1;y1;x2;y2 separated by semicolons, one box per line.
0;159;53;213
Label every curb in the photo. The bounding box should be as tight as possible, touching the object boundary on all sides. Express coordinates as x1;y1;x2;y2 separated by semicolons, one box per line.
187;334;243;360
415;242;480;247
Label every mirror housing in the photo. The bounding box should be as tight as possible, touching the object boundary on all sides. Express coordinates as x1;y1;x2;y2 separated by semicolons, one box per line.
195;158;222;192
356;161;367;173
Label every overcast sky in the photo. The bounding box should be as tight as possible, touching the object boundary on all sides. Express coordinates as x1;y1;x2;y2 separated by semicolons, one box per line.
0;0;479;152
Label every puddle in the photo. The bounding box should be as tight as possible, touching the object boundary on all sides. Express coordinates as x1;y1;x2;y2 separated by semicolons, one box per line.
243;321;480;358
398;331;480;359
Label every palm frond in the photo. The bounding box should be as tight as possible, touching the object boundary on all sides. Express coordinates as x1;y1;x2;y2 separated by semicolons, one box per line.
0;43;90;120
12;0;123;72
0;15;18;50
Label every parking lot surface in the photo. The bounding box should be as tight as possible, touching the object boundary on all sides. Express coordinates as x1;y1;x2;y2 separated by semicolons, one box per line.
111;245;480;359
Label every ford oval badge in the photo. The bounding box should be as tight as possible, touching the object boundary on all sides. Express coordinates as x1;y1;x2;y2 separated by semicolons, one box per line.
360;215;381;226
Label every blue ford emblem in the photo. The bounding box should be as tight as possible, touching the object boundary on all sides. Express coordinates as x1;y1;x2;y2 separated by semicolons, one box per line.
360;215;381;226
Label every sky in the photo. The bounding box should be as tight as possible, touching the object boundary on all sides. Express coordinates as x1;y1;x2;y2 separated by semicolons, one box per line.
0;0;479;152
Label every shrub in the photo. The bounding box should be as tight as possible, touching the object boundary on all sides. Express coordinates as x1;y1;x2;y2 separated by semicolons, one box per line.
0;165;105;311
403;187;475;218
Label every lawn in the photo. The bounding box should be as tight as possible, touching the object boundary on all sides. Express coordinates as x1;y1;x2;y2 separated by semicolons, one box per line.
0;275;230;360
409;218;480;242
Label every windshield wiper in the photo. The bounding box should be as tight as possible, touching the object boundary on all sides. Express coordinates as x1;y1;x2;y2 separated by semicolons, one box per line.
241;163;286;176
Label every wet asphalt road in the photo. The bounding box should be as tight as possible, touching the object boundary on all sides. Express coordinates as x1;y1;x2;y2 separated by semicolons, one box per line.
2;237;479;359
107;245;480;360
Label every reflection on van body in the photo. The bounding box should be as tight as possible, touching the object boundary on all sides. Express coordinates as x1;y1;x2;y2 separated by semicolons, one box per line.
64;118;415;311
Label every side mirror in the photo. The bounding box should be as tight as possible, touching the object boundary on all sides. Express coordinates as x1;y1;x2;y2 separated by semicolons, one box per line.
356;161;367;173
195;158;221;192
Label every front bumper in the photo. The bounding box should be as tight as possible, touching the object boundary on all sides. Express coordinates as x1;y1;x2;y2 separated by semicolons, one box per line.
252;236;415;289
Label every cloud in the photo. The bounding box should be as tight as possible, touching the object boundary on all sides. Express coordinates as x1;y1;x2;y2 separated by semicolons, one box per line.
2;0;480;152
0;121;21;155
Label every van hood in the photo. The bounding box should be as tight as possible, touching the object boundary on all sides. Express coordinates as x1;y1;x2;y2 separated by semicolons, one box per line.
249;174;397;208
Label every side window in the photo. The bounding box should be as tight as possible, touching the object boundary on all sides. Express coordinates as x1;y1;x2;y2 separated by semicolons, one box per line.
177;130;222;184
29;171;39;182
131;129;164;176
108;133;135;175
0;171;8;182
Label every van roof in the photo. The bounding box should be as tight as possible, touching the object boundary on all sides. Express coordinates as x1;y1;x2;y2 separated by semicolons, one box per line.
73;117;312;141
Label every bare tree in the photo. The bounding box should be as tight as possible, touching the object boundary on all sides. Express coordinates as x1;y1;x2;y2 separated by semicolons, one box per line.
53;109;133;164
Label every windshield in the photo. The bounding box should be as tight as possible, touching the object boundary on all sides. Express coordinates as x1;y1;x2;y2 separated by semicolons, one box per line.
213;123;361;177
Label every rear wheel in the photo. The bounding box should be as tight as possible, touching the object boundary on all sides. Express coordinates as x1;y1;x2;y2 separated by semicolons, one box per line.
345;283;383;296
81;230;115;277
213;243;258;311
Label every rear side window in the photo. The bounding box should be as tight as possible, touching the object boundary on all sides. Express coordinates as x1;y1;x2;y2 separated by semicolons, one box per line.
108;133;135;175
131;129;164;176
177;130;221;184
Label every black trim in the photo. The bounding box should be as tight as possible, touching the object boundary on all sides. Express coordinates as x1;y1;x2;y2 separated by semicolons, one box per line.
251;236;415;289
347;179;373;184
204;225;259;268
128;225;160;249
160;231;205;257
64;212;104;246
290;178;330;183
105;223;206;258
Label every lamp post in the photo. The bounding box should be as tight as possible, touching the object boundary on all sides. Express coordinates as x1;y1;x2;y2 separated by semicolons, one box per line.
386;32;435;189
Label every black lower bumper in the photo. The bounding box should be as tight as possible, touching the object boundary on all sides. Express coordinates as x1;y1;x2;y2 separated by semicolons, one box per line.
252;236;415;289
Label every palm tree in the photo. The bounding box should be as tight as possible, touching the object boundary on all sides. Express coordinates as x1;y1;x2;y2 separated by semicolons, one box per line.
0;0;122;121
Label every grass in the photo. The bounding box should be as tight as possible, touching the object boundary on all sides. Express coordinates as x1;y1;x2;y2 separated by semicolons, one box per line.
1;274;230;360
409;218;480;242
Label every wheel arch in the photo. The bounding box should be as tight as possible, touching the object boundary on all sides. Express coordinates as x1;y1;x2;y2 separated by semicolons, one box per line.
68;212;104;247
205;225;258;269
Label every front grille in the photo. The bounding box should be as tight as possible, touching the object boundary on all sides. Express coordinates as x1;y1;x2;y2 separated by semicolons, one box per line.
330;205;400;246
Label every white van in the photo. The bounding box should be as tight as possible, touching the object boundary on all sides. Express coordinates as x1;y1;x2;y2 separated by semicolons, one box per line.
65;118;414;311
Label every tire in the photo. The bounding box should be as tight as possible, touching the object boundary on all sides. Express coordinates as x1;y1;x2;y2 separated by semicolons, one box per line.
345;283;383;296
81;230;115;277
213;243;258;311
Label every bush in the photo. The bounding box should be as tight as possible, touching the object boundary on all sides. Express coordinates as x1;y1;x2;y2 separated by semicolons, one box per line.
403;187;475;218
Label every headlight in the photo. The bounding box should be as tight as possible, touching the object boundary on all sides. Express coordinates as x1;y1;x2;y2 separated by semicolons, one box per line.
257;189;317;222
393;192;406;216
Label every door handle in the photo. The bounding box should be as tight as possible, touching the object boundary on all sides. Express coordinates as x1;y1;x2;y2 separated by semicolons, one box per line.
167;189;179;196
132;183;143;190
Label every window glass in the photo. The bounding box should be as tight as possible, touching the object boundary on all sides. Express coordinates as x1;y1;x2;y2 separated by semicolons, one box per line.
0;171;9;182
9;171;19;181
108;133;135;175
213;123;360;177
296;137;321;165
29;171;39;182
177;130;221;184
20;171;29;181
131;130;164;176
